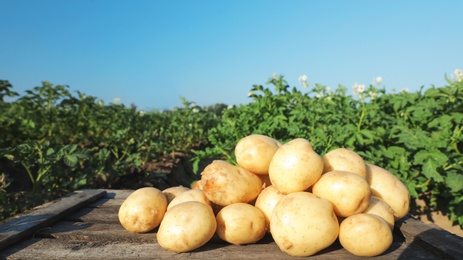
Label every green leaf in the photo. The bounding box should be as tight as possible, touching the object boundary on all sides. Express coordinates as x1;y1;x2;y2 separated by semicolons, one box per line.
422;160;445;183
63;154;78;167
446;172;463;193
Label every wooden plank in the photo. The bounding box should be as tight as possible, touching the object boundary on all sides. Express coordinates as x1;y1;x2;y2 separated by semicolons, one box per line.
26;219;435;259
99;189;133;200
0;189;107;251
36;221;156;243
0;189;455;259
397;215;463;259
64;204;119;223
0;236;437;260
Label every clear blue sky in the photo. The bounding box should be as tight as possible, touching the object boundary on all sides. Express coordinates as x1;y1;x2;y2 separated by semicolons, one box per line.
1;0;462;110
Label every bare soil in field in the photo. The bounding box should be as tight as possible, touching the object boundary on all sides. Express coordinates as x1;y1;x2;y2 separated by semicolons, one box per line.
412;199;463;237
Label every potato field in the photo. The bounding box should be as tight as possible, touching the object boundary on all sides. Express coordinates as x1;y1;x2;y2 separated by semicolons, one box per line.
1;74;462;233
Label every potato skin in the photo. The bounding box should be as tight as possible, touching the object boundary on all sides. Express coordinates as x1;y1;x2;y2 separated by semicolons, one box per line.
270;192;339;257
312;170;371;217
118;187;167;233
162;186;190;204
254;185;287;231
363;196;395;230
322;148;367;179
216;203;267;245
339;213;393;257
269;138;324;194
157;201;217;253
167;188;211;210
366;164;410;220
200;160;263;206
235;134;281;175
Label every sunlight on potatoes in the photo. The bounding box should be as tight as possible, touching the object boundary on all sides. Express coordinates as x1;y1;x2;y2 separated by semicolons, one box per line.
118;134;410;257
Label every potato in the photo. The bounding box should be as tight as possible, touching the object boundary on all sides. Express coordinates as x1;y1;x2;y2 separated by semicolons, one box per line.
339;213;393;257
157;201;217;252
268;138;324;194
216;203;267;245
254;185;287;230
167;188;211;210
118;187;167;233
235;134;281;175
191;180;202;190
363;196;395;230
366;163;410;220
162;186;190;204
199;160;263;206
312;170;371;217
270;192;339;257
322;148;367;179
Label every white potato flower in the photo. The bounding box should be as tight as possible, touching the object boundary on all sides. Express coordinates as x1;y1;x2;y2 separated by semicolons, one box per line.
353;82;359;94
454;68;463;82
373;76;382;85
358;84;365;93
298;74;309;88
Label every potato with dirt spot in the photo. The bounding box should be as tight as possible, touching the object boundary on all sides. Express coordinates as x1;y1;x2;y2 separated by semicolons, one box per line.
118;187;167;233
312;170;371;217
235;134;281;175
199;160;263;206
162;186;190;204
216;203;267;245
339;213;393;257
322;148;367;179
269;138;324;194
157;201;217;253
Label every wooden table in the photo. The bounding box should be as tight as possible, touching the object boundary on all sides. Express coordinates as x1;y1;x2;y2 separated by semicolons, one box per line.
1;189;462;259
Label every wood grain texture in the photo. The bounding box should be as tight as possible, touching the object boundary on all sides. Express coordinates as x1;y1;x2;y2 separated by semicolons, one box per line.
1;189;461;259
0;189;107;251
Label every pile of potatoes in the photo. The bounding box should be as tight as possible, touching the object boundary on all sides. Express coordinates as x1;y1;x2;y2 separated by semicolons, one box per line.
118;134;410;257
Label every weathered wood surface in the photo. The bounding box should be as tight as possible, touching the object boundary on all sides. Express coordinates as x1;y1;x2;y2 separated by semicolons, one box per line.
1;189;462;259
0;189;107;251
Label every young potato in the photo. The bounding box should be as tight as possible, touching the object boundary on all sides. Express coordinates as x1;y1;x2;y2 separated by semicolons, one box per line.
363;196;395;230
254;185;287;230
162;186;190;204
191;180;202;190
235;134;281;175
118;187;167;233
216;203;267;245
269;138;324;194
339;213;393;257
322;148;367;179
157;201;217;253
312;170;371;217
270;192;339;257
199;160;263;206
366;163;410;220
167;188;211;210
